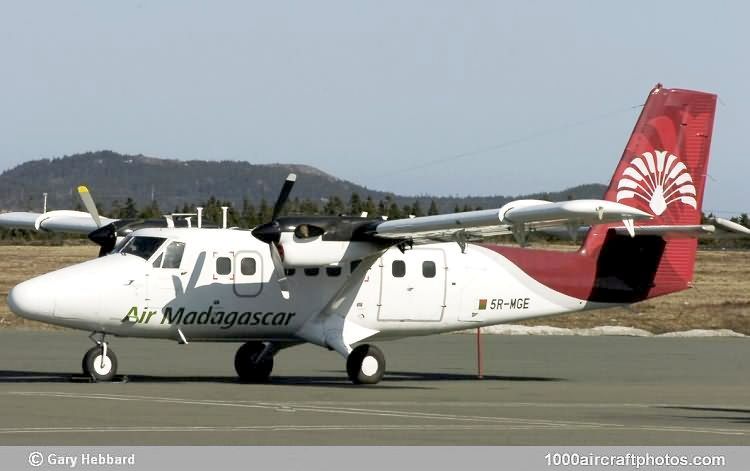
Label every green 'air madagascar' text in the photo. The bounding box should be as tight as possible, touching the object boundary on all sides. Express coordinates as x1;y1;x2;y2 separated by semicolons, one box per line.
122;306;295;329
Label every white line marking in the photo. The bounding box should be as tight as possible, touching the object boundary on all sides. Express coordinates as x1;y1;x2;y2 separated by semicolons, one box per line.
6;391;747;437
0;425;558;434
7;392;614;427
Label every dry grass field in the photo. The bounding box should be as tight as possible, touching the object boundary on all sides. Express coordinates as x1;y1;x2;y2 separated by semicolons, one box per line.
0;245;748;334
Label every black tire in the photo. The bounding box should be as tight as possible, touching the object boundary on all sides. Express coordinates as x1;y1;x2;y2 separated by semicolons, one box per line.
81;352;91;376
235;342;274;383
346;344;385;385
83;345;118;382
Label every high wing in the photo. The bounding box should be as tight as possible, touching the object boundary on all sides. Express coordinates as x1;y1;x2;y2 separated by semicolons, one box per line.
0;210;117;235
370;199;652;246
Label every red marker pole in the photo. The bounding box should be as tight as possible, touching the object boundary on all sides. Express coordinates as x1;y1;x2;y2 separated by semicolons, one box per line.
476;327;483;379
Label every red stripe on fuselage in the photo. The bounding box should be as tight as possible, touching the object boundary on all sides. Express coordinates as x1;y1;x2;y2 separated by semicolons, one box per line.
480;243;597;301
481;237;691;303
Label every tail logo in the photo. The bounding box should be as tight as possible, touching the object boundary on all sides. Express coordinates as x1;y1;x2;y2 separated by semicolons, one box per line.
615;150;697;215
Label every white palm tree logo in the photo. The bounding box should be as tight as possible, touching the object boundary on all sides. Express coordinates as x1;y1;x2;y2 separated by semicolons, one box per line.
616;150;697;216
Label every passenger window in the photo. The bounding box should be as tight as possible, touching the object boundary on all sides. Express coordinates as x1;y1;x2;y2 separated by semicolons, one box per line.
162;241;186;269
216;257;232;275
152;253;163;268
350;259;361;273
392;260;406;278
422;261;436;278
326;266;342;277
240;257;257;276
285;268;296;277
304;267;320;276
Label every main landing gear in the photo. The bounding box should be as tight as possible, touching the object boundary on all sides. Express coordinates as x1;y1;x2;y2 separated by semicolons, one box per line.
233;342;386;385
346;344;385;385
235;341;275;383
82;333;118;382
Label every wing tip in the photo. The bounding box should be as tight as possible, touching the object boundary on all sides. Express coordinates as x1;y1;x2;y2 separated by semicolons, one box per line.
77;185;89;193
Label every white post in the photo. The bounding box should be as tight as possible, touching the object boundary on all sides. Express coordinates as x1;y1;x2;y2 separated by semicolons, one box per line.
221;206;228;229
42;193;48;213
196;207;203;228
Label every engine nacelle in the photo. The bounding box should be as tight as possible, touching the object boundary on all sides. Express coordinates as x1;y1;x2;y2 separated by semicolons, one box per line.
278;233;380;267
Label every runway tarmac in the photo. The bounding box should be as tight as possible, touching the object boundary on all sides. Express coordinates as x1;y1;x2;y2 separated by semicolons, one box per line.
0;330;747;445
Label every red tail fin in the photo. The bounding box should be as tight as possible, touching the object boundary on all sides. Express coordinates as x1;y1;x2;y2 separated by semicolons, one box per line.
583;84;717;297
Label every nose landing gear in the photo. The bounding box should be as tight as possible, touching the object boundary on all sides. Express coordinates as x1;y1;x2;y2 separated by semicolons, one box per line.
82;333;118;382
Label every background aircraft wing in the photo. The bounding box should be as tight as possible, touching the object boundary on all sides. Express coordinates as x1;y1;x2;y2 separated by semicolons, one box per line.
0;210;117;235
370;199;652;244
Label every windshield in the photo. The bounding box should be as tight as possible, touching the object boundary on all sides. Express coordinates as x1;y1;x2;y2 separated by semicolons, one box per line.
119;236;166;260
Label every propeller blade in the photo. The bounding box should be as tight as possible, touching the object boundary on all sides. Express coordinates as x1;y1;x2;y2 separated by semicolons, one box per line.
251;173;297;244
269;242;290;300
271;173;296;221
77;185;102;228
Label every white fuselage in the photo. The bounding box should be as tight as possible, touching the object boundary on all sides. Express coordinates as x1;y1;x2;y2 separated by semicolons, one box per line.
8;227;603;354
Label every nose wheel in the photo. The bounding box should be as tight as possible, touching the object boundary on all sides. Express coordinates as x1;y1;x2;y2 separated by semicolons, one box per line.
235;341;274;383
82;334;118;382
346;344;385;385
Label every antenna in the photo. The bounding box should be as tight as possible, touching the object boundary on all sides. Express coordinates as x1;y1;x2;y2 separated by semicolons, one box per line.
42;193;48;213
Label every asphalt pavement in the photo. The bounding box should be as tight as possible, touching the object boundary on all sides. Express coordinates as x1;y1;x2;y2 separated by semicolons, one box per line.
0;330;747;445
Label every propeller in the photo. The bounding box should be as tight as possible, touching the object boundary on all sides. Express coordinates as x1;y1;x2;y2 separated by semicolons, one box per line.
77;186;102;228
77;185;118;257
251;173;296;299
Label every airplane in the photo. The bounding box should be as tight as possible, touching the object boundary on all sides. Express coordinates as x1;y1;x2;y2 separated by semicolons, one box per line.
3;84;748;385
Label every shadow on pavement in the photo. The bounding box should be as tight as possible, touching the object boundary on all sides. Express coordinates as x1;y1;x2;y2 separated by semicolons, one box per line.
0;370;431;390
0;368;563;387
659;405;750;424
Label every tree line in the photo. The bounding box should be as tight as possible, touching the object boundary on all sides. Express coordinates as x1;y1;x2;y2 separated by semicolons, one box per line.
100;192;454;228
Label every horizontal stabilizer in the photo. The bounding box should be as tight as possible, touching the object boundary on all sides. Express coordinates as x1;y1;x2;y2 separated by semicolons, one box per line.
612;224;716;238
609;219;750;239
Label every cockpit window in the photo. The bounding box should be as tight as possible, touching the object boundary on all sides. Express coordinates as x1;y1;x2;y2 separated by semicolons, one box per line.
120;236;166;260
294;224;325;239
162;241;186;269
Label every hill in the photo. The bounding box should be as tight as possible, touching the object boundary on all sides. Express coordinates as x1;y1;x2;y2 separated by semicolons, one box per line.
0;151;606;214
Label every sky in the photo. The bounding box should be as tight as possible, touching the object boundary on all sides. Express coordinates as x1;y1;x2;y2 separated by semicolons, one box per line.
0;0;747;215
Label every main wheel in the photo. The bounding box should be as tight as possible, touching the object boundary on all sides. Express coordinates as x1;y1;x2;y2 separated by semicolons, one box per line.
235;342;274;383
81;353;91;376
346;344;385;385
83;345;118;382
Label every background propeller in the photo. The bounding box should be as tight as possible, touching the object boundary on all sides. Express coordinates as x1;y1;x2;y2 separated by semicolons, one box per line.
251;173;296;299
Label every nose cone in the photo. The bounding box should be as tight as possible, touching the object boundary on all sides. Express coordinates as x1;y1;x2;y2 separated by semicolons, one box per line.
8;277;55;321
